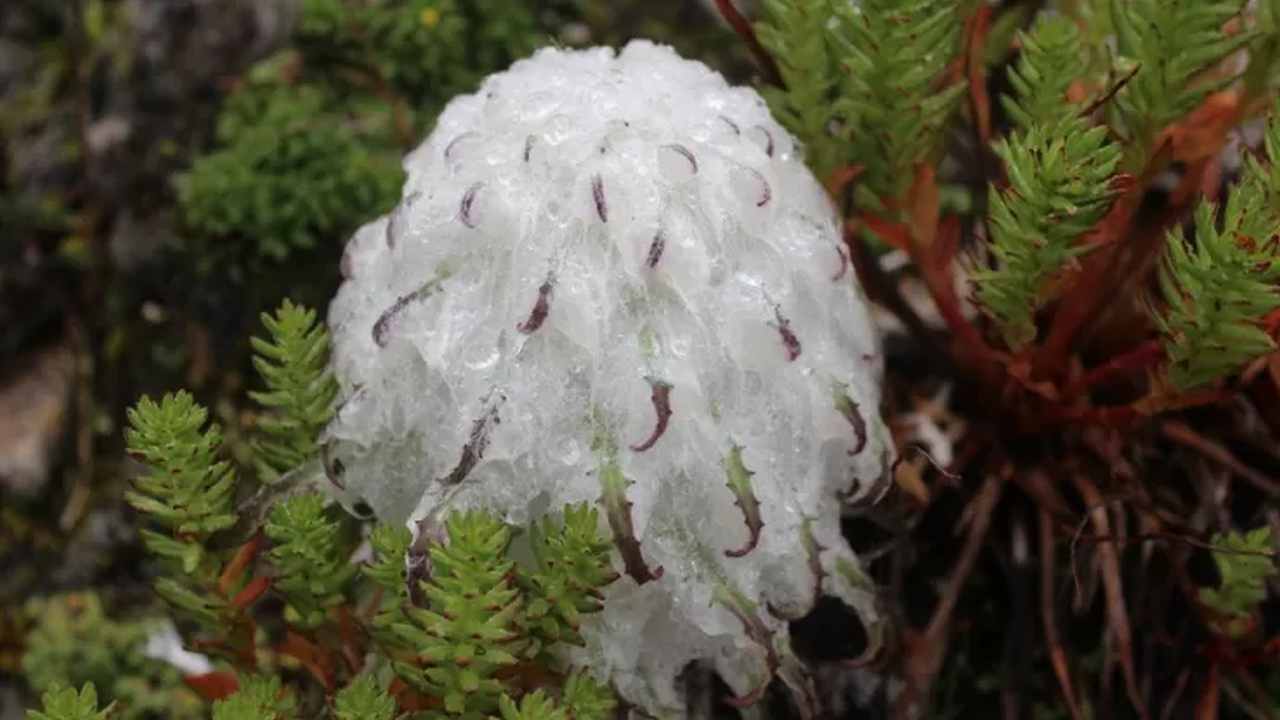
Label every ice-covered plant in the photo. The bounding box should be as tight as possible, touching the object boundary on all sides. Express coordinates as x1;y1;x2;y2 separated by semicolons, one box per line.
324;41;889;715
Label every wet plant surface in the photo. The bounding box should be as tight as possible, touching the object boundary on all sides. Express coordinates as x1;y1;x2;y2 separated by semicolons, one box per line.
3;1;1279;719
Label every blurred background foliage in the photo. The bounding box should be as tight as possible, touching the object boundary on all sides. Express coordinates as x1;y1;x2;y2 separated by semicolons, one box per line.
0;1;746;716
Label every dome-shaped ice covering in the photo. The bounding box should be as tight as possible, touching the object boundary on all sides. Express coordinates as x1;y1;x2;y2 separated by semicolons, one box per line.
326;40;889;717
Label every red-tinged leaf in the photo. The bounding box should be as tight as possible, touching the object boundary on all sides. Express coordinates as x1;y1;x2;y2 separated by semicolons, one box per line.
230;576;271;611
860;214;912;251
1108;173;1139;195
724;680;769;709
277;630;336;692
598;448;663;585
1163;91;1240;165
630;378;673;452
185;671;239;701
965;6;994;147
219;533;264;597
390;678;439;712
1263;308;1280;336
825;164;865;198
936;214;962;270
337;605;366;674
907;164;940;252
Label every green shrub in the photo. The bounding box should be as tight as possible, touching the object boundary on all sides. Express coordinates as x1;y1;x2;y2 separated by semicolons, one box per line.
22;595;203;720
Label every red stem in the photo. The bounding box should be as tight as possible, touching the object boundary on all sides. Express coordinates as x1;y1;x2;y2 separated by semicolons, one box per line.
1067;340;1165;397
712;0;785;88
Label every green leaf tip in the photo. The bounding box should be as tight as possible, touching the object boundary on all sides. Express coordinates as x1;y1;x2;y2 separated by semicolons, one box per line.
211;676;296;720
250;299;339;484
523;503;619;651
1156;103;1280;389
125;391;236;563
27;684;114;720
334;675;397;720
265;492;358;629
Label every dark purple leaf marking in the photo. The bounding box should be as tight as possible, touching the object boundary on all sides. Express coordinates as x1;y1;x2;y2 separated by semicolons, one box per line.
321;443;345;490
607;499;664;585
407;512;448;606
719;115;741;135
444;132;476;163
373;295;414;347
751;125;776;157
592;174;608;222
662;143;698;174
386;191;422;249
770;306;802;361
832;244;849;281
459;182;483;228
630;379;673;451
371;276;447;347
835;389;868;456
645;231;666;268
517;277;554;333
749;167;772;207
438;402;501;486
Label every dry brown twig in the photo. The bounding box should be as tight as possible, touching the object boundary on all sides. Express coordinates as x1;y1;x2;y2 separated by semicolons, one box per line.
1072;474;1150;720
1039;508;1086;720
895;470;1005;720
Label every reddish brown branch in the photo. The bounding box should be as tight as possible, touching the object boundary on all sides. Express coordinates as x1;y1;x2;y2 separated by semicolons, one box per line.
897;472;1005;719
1073;474;1150;720
1040;509;1086;720
965;5;994;148
712;0;785;88
1161;420;1280;496
1067;340;1166;397
218;532;264;597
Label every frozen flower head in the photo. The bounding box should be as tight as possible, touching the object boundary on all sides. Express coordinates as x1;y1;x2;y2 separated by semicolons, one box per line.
326;40;889;716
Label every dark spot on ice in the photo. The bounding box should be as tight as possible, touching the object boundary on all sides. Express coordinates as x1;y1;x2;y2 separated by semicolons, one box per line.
460;182;483;228
645;231;666;268
592;174;608;222
517;277;554;333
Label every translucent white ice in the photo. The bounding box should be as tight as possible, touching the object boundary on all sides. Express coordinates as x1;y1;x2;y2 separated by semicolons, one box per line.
325;40;889;717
